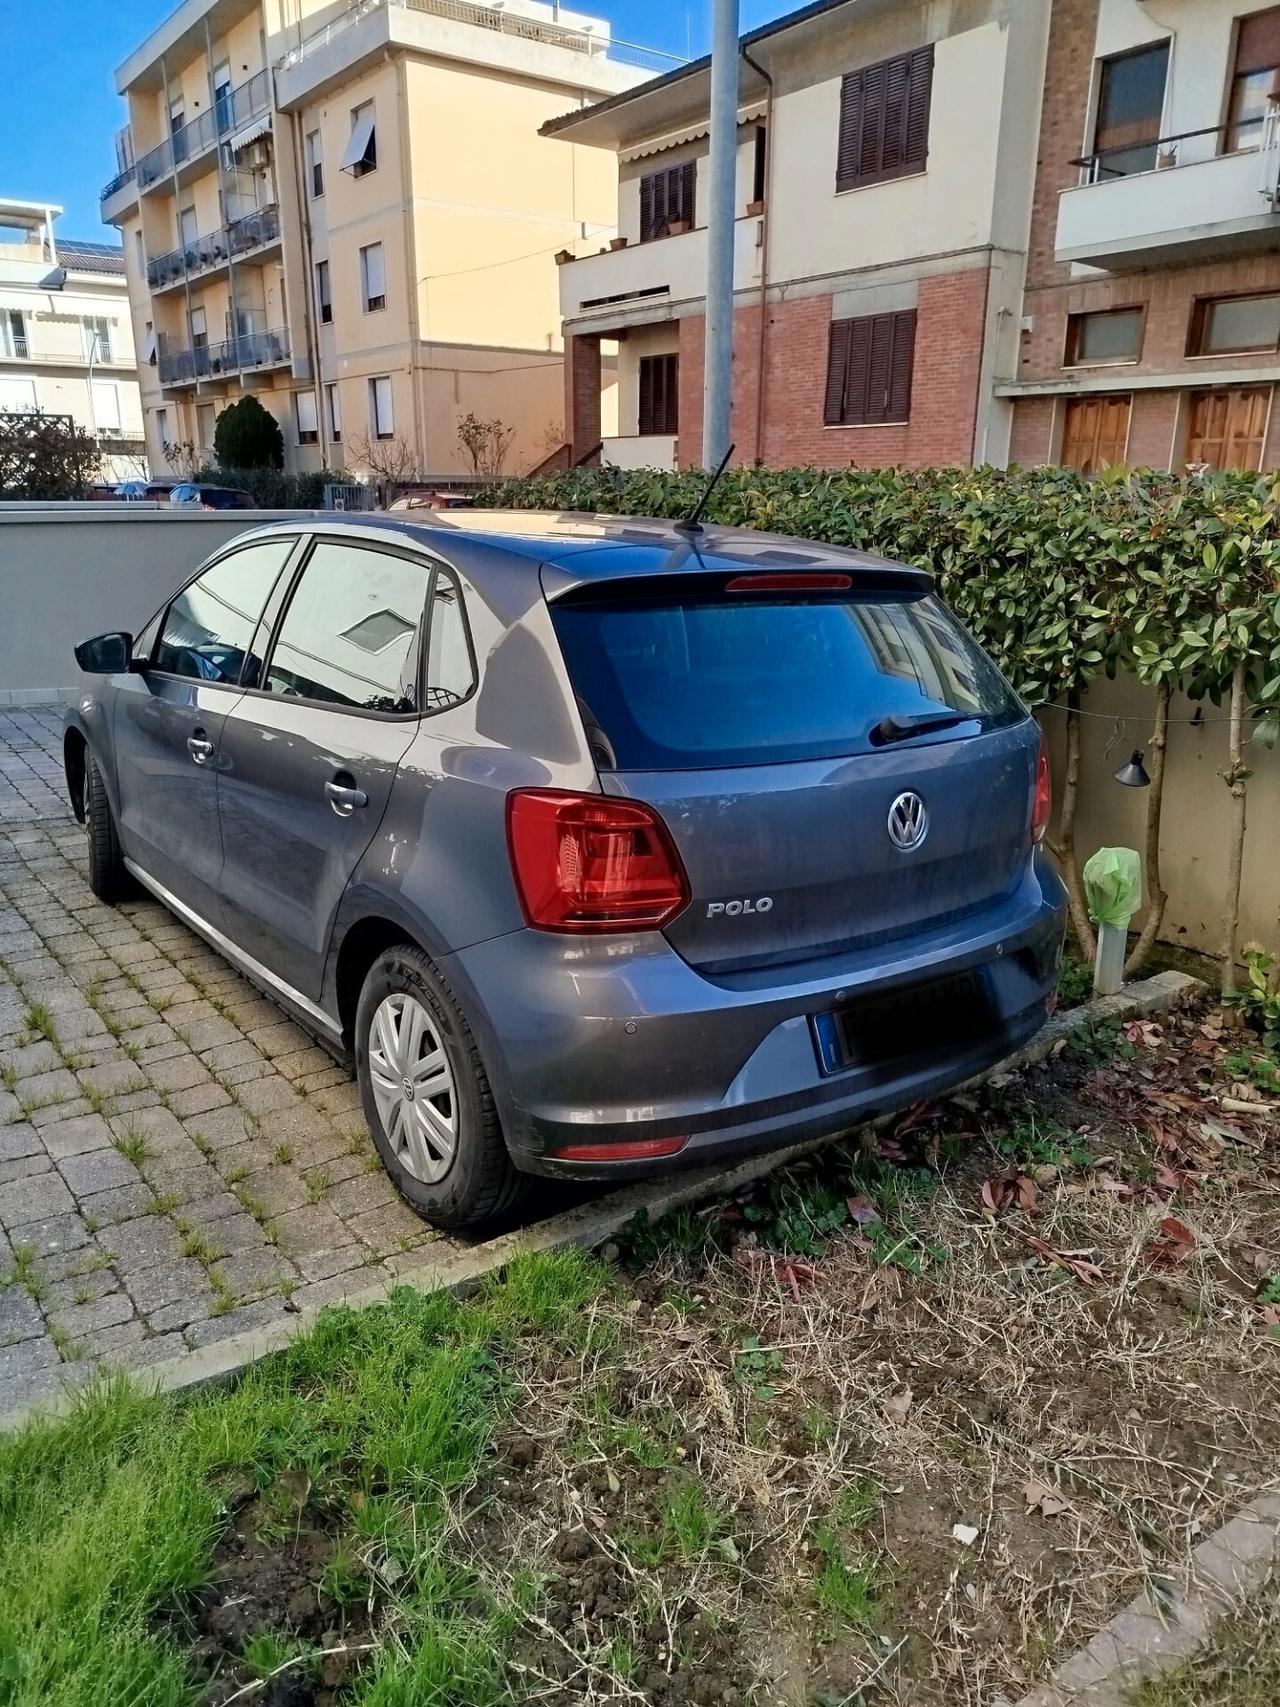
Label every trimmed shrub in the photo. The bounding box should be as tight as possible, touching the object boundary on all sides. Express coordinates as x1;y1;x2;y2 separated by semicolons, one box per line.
212;396;284;471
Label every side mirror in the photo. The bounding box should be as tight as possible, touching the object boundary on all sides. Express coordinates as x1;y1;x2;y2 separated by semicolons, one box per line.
74;631;135;675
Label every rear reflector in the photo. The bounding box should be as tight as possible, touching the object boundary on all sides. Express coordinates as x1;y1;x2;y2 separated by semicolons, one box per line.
552;1135;689;1162
1031;735;1051;843
724;571;852;592
507;788;691;932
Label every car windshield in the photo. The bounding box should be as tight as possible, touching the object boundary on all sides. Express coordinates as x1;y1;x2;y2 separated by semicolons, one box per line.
551;588;1022;770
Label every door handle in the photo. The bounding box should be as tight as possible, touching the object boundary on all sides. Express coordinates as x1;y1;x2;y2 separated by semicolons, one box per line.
187;732;214;765
326;778;369;816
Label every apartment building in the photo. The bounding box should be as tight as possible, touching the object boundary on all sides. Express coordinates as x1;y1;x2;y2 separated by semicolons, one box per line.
0;200;144;481
1009;0;1280;473
100;0;665;479
547;0;1051;471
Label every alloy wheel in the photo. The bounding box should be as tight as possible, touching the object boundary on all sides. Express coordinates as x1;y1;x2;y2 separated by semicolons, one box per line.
367;992;458;1184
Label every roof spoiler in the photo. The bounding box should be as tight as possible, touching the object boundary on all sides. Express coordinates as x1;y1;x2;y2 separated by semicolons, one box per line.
544;562;934;605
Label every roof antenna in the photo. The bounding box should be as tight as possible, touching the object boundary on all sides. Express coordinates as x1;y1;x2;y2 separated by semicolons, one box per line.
674;442;734;536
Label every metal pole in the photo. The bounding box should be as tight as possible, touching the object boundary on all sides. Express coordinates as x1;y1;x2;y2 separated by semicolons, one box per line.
701;0;739;469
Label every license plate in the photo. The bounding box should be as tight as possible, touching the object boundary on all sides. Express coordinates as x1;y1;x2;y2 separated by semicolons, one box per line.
812;967;993;1075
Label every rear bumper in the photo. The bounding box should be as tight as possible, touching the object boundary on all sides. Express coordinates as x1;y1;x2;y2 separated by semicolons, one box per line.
446;855;1067;1181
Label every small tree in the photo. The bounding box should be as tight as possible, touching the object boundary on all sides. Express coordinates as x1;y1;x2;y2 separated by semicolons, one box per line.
213;395;283;471
163;439;202;481
456;412;516;478
0;410;100;499
346;428;419;505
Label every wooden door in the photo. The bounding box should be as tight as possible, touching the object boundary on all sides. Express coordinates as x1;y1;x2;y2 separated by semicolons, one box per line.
1061;395;1131;473
1186;387;1270;471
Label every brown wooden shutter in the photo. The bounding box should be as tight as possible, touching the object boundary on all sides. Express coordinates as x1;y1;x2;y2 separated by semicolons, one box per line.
837;46;933;190
880;54;911;176
858;61;887;180
836;70;864;190
823;319;853;424
886;309;916;421
1236;5;1280;73
638;358;654;434
845;317;873;421
903;46;933;172
679;160;695;225
639;174;654;242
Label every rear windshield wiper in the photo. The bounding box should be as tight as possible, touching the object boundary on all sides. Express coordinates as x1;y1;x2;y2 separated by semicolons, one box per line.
872;710;976;746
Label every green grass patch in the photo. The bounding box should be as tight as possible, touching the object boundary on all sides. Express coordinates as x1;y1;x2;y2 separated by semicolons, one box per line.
0;1246;607;1707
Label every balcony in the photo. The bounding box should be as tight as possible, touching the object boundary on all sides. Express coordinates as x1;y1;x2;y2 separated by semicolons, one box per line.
135;70;271;195
146;205;281;293
157;325;290;389
100;165;139;223
559;217;762;329
1056;116;1280;270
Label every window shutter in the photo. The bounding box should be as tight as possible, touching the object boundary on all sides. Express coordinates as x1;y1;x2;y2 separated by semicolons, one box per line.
887;309;916;421
858;61;888;181
904;46;933;171
638;358;655;434
823;319;852;424
846;317;873;421
837;69;864;189
639;174;654;242
1236;5;1280;73
867;315;894;421
679;160;695;224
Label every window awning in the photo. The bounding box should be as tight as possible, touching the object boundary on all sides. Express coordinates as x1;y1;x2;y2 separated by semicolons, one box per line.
229;114;272;154
619;103;766;163
340;109;376;174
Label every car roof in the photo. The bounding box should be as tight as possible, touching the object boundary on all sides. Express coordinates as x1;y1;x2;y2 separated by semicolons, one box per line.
226;510;925;591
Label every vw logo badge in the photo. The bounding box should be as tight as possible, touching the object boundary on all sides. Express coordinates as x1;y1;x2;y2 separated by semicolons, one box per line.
887;791;928;851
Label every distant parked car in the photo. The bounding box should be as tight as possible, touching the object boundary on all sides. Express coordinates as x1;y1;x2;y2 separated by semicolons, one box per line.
170;483;256;510
111;481;173;501
64;513;1066;1230
388;490;472;511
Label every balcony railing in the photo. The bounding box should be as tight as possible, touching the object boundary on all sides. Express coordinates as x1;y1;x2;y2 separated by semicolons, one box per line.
279;0;684;76
157;324;290;387
146;205;281;290
136;69;272;190
1072;111;1280;185
101;164;137;201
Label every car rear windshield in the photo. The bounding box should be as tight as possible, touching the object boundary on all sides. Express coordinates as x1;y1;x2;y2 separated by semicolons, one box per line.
551;588;1023;770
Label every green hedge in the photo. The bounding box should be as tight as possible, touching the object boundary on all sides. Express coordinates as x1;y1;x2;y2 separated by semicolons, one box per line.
489;464;1280;713
195;465;354;510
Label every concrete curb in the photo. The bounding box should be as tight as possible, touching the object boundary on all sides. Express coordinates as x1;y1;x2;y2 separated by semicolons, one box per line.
0;968;1203;1434
1005;1490;1280;1706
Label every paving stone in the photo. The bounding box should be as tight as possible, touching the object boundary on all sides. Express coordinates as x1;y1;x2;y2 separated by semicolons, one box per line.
78;1181;157;1226
13;1067;79;1106
210;1246;294;1299
347;1200;431;1252
203;1211;271;1254
0;1287;45;1343
149;1295;215;1334
270;1202;349;1259
28;1097;92;1130
185;1294;291;1348
135;1040;190;1068
29;1241;101;1283
0;1169;75;1229
125;1258;213;1316
0;1041;60;1077
235;1076;302;1116
43;1266;119;1311
144;1161;229;1207
58;1149;142;1197
0;1151;53;1187
164;1000;223;1034
291;1273;369;1313
181;1106;255;1152
297;1242;367;1283
0;1334;59;1381
77;1319;149;1364
106;1330;189;1371
236;1165;311;1217
111;1105;188;1147
40;1111;113;1159
48;1289;135;1338
200;1039;264;1074
295;1065;351;1095
327;1171;399;1220
145;1054;211;1094
98;1215;185;1272
78;1058;148;1097
184;1017;245;1052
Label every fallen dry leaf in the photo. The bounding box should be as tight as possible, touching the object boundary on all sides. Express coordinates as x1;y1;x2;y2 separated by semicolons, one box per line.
1124;1020;1163;1048
846;1195;880;1226
885;1388;913;1425
1023;1478;1072;1519
1145;1216;1196;1267
1022;1234;1103;1285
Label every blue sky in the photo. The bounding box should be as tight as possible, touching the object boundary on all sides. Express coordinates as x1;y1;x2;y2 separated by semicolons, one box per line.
1;0;785;243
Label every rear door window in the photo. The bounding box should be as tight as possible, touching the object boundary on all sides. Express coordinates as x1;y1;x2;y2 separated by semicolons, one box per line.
154;540;295;684
264;539;430;713
551;586;1021;769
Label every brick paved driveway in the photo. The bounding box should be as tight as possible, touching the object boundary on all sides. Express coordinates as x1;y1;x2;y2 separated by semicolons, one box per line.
0;708;467;1413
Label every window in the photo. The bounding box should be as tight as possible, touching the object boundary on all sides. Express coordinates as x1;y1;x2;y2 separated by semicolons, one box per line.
823;309;916;426
93;380;122;433
326;382;342;443
143;321;156;365
752;123;767;206
189;306;208;350
1090;41;1169;177
1065;306;1144;366
360;242;386;312
369;375;394;439
83;316;113;363
836;46;933;191
265;541;429;712
1189;291;1280;356
0;310;27;359
134;229;145;271
1186;386;1270;471
180;205;199;250
1228;6;1280;149
154;541;294;683
155;407;169;447
341;102;377;177
424;572;475;710
638;353;679;435
169;90;188;164
307;128;324;197
639;161;695;241
550;590;1019;771
1060;395;1130;473
316;259;332;324
197;401;215;451
295;390;319;445
213;60;232;132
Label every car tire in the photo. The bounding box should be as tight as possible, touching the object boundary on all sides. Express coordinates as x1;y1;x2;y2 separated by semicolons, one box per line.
355;943;528;1231
84;754;134;904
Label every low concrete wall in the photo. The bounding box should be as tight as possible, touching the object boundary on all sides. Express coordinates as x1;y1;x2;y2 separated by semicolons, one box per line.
1042;674;1280;960
0;507;320;704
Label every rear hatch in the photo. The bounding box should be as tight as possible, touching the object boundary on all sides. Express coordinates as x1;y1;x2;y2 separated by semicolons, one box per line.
547;560;1038;978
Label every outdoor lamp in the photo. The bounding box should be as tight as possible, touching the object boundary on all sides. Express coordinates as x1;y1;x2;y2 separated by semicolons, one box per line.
1113;750;1151;788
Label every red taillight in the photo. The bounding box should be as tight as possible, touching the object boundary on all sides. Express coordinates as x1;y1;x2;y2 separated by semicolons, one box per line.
1031;736;1051;843
724;572;852;592
507;789;691;933
552;1135;689;1162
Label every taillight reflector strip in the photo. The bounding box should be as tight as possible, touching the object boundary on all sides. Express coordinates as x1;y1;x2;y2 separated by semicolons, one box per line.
724;571;852;592
552;1136;689;1162
1031;736;1051;843
507;788;691;933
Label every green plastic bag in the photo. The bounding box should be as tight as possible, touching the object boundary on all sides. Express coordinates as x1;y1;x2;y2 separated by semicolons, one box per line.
1083;846;1142;927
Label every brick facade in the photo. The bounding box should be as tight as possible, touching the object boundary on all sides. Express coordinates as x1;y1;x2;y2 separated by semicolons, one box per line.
674;267;991;470
1013;0;1280;472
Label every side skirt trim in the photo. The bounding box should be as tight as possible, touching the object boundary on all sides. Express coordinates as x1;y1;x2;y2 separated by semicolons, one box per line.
123;859;343;1042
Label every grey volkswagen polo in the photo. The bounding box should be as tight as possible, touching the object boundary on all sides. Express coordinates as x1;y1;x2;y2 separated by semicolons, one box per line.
65;512;1066;1229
